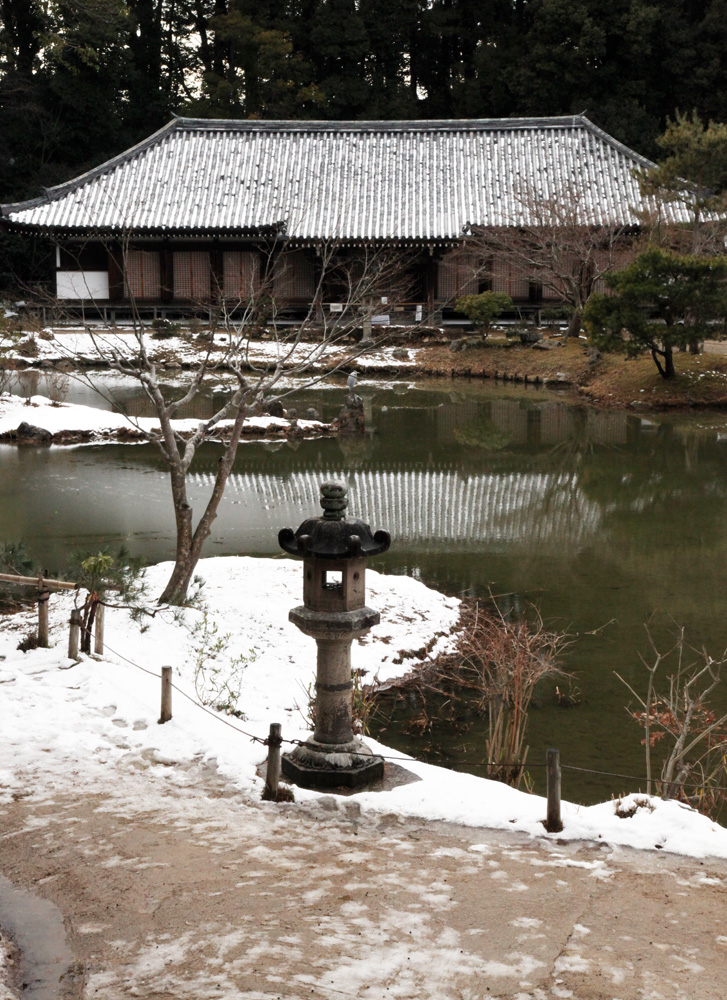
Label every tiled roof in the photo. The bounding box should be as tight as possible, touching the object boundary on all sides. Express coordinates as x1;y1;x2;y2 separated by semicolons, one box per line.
1;116;688;239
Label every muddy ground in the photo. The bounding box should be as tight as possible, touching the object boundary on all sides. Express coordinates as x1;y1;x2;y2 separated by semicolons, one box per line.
2;758;727;1000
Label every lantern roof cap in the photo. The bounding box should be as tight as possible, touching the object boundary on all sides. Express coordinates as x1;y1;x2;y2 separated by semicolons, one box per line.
278;480;390;559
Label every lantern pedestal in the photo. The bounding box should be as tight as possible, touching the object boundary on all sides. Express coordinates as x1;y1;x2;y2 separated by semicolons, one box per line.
278;480;391;792
283;604;384;788
282;737;384;789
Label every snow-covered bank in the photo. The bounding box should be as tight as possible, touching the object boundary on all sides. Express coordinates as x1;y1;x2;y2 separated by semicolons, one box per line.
0;394;331;443
2;556;726;859
8;328;419;371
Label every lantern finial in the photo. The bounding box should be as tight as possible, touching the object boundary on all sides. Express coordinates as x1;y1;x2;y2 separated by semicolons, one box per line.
320;480;348;520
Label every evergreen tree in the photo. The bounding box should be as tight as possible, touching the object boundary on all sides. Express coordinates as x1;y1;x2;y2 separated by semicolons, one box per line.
44;0;131;171
637;111;727;252
584;248;727;378
125;0;177;134
0;0;52;199
181;0;323;118
308;0;370;118
357;0;419;117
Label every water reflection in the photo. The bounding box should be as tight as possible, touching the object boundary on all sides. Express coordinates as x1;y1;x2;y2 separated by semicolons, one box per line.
217;468;600;552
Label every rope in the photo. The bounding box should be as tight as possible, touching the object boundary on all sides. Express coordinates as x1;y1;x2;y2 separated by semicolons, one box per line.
100;637;268;745
86;636;727;794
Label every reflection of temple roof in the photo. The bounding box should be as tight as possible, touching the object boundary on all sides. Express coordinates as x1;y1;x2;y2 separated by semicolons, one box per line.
192;467;601;551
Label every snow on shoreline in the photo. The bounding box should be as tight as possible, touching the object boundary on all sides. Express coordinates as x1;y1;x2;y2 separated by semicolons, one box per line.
0;393;329;441
8;328;418;371
2;556;727;859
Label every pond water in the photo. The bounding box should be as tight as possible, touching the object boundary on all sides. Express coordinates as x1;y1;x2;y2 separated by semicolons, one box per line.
4;370;727;804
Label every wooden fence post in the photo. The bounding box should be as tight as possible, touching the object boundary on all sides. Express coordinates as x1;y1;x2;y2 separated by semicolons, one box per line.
545;748;563;833
159;666;172;724
262;723;283;801
94;595;105;655
37;575;50;648
68;609;81;660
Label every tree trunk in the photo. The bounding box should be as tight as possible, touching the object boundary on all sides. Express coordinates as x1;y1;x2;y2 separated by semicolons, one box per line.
650;346;675;378
563;308;582;342
158;407;248;605
664;347;676;378
81;600;96;654
158;490;195;605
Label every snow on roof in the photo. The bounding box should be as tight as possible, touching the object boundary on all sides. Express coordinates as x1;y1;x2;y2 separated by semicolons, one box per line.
1;115;689;239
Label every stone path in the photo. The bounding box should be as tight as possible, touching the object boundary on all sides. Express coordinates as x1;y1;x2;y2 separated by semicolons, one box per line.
2;761;727;1000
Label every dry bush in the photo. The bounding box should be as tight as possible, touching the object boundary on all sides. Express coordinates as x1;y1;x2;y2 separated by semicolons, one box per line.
617;623;727;814
395;599;571;788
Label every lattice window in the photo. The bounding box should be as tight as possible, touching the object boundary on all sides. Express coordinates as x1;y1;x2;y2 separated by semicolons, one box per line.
490;257;509;295
223;251;261;299
124;250;161;300
592;250;611;295
272;251;315;300
491;257;530;299
594;249;634;295
541;274;562;300
509;261;531;299
436;251;479;300
537;253;600;299
173;251;211;300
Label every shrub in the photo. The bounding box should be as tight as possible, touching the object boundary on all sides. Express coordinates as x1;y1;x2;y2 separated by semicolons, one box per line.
455;291;514;335
150;318;181;339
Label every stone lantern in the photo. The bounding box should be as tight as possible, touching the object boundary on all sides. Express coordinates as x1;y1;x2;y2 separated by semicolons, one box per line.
278;480;391;788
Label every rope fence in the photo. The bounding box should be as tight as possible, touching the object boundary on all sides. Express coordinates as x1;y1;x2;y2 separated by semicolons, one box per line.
94;635;727;796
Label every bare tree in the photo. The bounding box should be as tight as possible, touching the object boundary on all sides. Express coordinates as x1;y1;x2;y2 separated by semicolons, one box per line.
48;234;415;604
0;303;22;394
468;184;634;341
393;598;571;789
616;623;727;812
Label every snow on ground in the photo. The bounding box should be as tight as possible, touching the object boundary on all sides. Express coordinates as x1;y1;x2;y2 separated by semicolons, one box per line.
0;393;328;440
2;556;727;859
10;328;418;371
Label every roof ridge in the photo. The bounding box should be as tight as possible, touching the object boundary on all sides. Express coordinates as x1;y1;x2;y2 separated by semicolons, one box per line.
578;116;656;170
171;114;589;133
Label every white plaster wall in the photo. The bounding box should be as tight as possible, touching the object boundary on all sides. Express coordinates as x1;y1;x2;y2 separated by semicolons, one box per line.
56;271;110;301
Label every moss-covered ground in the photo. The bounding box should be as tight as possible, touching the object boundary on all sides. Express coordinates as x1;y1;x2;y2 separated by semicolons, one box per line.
413;335;727;410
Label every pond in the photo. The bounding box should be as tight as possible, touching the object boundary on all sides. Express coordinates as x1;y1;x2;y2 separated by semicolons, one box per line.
4;369;727;805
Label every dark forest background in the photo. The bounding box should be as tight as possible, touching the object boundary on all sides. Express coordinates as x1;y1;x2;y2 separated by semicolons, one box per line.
2;0;727;206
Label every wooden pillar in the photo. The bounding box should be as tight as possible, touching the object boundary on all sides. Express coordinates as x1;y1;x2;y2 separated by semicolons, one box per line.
211;243;224;303
261;242;278;301
94;595;105;655
546;748;563;833
37;575;50;648
68;609;81;660
107;244;124;302
426;251;438;319
262;722;283;800
159;666;173;723
160;243;174;303
313;251;324;324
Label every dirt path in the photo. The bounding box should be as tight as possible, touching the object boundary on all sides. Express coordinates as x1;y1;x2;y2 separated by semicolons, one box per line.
2;760;727;1000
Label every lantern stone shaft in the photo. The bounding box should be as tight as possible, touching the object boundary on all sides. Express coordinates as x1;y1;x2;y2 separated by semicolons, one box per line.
278;480;391;789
